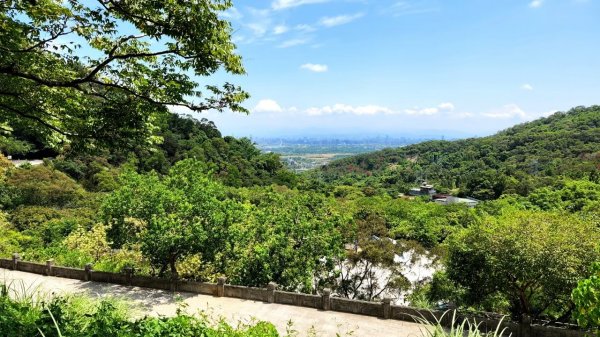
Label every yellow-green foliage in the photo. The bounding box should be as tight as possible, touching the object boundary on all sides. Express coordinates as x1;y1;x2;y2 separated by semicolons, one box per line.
0;211;33;256
572;263;600;334
0;153;12;171
6;165;84;207
63;224;111;262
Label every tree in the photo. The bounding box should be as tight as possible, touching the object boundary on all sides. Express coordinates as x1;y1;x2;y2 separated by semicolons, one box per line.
228;189;344;291
337;210;410;301
572;262;600;335
101;159;243;278
0;0;248;149
446;209;600;320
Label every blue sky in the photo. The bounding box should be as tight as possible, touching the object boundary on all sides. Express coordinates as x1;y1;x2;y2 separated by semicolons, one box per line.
184;0;600;138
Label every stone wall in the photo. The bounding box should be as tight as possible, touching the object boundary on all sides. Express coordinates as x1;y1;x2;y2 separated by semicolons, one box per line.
0;256;590;337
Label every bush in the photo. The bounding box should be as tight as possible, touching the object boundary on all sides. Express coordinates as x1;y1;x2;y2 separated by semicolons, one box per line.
572;262;600;334
0;289;282;337
6;165;84;207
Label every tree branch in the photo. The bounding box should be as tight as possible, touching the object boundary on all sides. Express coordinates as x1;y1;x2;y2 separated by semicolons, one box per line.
0;103;76;137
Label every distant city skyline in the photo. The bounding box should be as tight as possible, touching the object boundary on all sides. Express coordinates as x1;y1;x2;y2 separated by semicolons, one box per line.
179;0;599;138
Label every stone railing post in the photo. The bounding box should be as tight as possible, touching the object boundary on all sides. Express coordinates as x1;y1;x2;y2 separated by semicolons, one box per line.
322;288;331;311
84;263;93;281
382;298;392;319
267;282;277;303
12;253;20;270
123;266;134;286
217;277;227;297
45;259;54;276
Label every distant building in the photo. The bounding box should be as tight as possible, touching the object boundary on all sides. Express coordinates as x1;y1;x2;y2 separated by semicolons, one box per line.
433;196;479;208
409;181;437;197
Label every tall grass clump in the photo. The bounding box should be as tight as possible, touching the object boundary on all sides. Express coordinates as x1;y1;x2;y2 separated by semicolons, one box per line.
415;311;510;337
0;281;282;337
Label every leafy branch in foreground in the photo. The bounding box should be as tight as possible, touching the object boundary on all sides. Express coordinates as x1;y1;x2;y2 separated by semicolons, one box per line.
572;262;600;336
0;0;249;149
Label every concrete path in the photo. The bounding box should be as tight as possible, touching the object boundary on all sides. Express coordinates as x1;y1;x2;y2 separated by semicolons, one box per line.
0;268;428;337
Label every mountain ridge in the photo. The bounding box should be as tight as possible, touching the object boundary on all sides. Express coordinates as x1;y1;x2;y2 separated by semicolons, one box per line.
313;106;600;199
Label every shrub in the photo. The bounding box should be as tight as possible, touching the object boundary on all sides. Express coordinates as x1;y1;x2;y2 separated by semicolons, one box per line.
572;262;600;335
6;165;84;207
0;288;282;337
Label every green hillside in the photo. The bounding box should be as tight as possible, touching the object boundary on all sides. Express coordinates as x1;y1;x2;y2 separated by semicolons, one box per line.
314;106;600;199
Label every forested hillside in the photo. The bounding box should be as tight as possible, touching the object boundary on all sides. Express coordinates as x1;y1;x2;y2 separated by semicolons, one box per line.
314;106;600;199
1;1;599;335
5;113;294;190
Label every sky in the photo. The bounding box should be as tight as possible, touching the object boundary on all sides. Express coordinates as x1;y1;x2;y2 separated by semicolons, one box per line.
183;0;600;139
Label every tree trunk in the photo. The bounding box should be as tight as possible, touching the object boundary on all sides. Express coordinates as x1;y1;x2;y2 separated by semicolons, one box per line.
170;255;178;280
158;263;168;278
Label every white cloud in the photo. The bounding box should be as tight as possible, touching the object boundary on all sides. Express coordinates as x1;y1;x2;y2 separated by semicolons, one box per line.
453;112;475;119
253;99;284;113
482;104;528;119
301;63;328;72
278;38;310;48
529;0;544;8
273;25;289;35
247;23;268;37
521;83;534;91
401;102;456;116
272;0;329;10
405;107;439;116
438;102;455;111
220;7;243;20
306;104;393;116
295;24;317;32
303;102;460;117
319;13;364;27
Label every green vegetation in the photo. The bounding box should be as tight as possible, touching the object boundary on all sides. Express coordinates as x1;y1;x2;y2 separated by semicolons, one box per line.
1;108;598;330
445;209;600;319
572;263;600;335
0;285;510;337
0;285;281;337
1;0;599;334
1;0;247;149
314;106;600;199
414;311;509;337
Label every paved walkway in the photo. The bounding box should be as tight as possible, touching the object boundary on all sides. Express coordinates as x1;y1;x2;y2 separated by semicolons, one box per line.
0;268;423;337
0;268;427;337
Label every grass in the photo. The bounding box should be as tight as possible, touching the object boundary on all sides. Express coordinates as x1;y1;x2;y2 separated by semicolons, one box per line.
414;310;510;337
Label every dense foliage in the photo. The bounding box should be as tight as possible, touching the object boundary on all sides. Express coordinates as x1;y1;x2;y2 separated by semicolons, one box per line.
0;0;248;149
445;209;600;319
0;288;281;337
572;263;600;335
102;160;344;291
314;106;600;199
0;105;598;329
2;1;598;334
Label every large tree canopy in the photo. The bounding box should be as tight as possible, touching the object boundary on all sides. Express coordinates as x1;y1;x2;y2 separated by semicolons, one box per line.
446;209;600;320
0;0;248;149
